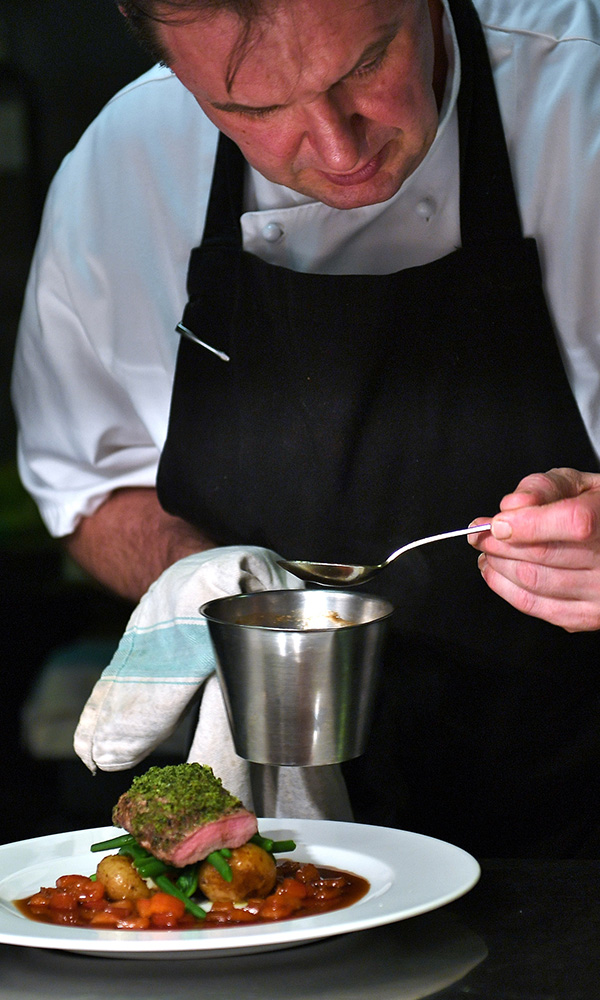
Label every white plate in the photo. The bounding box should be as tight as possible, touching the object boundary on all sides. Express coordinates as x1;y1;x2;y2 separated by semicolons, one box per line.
0;819;480;958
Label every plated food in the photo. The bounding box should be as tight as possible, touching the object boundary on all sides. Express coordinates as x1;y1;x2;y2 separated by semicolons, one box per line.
17;764;369;931
0;819;480;957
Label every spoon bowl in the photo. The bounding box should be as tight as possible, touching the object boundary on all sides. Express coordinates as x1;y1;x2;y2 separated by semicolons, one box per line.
278;523;492;586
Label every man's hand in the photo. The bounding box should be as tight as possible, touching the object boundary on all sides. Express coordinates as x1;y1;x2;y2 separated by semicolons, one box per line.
469;468;600;632
64;487;216;603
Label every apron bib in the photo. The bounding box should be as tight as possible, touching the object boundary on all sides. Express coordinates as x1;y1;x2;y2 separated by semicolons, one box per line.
158;0;600;856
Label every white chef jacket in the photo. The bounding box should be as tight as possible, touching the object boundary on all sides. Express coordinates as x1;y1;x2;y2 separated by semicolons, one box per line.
11;0;600;538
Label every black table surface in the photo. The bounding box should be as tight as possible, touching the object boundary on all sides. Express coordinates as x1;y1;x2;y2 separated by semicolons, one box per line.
0;859;598;999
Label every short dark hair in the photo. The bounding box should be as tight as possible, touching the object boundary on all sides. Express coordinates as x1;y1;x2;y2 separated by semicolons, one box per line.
117;1;268;79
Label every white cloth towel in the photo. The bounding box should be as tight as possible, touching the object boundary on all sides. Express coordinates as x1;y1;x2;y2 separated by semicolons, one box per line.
74;546;353;821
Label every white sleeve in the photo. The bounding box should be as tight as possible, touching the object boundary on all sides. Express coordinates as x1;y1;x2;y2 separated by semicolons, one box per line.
11;70;218;538
12;196;163;538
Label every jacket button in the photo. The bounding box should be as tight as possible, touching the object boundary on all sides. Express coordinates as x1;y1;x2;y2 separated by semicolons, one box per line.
262;221;284;242
415;197;436;221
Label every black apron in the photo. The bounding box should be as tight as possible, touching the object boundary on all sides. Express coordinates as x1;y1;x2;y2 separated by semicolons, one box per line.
158;0;600;857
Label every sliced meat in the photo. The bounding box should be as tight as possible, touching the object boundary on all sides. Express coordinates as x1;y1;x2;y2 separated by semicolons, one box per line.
112;763;258;866
168;810;258;867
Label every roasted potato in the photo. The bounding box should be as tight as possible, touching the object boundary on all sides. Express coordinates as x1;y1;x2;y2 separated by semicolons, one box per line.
198;843;277;902
96;853;152;901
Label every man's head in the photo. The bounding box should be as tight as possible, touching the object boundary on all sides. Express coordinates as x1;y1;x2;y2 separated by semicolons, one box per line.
118;1;447;211
118;1;264;66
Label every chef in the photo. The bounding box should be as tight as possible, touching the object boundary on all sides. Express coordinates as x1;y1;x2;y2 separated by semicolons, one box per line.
12;0;600;855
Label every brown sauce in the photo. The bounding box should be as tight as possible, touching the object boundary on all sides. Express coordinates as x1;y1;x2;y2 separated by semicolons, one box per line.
235;611;356;629
16;860;370;931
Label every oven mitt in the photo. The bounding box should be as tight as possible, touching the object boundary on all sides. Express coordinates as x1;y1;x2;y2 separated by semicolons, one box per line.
73;545;353;821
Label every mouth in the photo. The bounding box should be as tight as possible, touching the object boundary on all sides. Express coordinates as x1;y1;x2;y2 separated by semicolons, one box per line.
318;148;385;187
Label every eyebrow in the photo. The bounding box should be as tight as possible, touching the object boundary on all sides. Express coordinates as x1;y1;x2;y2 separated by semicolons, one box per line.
209;22;400;116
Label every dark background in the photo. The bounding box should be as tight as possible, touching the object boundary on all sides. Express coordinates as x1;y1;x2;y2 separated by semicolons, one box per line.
0;1;155;844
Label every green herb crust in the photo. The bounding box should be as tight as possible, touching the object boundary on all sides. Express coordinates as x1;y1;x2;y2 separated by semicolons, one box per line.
112;763;244;850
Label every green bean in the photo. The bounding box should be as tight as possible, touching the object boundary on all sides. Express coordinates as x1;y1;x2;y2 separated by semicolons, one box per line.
175;866;199;898
136;858;169;880
250;833;274;852
113;841;171;881
219;848;232;858
206;850;233;882
154;874;207;920
90;833;138;853
269;839;297;853
119;843;153;865
250;833;296;854
114;841;169;881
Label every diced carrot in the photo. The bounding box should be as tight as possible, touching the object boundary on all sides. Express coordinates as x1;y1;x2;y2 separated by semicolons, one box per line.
136;892;185;919
97;902;134;918
28;888;55;908
111;899;135;912
312;883;344;901
114;916;151;930
89;910;122;927
48;891;78;911
238;899;262;915
258;893;303;921
277;877;308;900
204;902;256;924
149;912;183;929
56;874;105;902
223;907;257;923
79;896;109;911
208;900;235;912
294;863;320;883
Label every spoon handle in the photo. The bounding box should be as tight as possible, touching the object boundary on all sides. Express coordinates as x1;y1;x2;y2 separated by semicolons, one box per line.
384;523;492;567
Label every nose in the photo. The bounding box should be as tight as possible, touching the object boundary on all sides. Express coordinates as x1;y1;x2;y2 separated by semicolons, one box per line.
300;93;365;172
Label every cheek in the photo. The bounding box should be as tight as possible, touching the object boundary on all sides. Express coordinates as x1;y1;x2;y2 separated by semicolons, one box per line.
227;122;301;172
193;103;294;168
357;69;439;138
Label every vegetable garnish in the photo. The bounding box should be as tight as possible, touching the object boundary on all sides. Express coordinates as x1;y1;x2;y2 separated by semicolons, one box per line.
19;837;370;931
88;830;297;920
90;833;137;853
205;850;233;883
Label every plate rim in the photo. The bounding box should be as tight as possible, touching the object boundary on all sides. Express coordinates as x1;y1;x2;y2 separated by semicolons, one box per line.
0;819;480;956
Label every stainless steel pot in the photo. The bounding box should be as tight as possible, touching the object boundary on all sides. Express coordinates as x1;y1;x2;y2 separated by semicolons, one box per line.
201;589;394;766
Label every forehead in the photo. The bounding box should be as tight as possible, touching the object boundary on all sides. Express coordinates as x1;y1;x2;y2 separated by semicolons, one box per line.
160;0;408;99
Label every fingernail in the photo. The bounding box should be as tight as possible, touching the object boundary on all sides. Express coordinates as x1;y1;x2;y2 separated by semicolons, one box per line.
492;520;512;540
478;553;487;572
467;520;485;544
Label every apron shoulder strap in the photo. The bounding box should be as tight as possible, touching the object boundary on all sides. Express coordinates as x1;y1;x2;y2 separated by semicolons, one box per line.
197;133;245;252
451;0;523;244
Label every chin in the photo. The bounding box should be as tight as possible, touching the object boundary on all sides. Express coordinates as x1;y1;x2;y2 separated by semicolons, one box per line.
311;173;405;210
295;152;418;210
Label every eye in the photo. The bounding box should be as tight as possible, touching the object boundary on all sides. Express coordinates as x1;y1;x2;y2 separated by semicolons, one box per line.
352;48;388;79
235;104;281;119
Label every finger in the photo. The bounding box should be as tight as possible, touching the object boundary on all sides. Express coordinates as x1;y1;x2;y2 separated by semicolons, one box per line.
477;555;600;631
478;552;597;600
499;468;595;512
471;533;597;569
490;489;600;545
468;514;599;568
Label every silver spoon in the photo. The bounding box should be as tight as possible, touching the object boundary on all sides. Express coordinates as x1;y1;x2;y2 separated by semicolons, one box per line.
278;523;492;586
